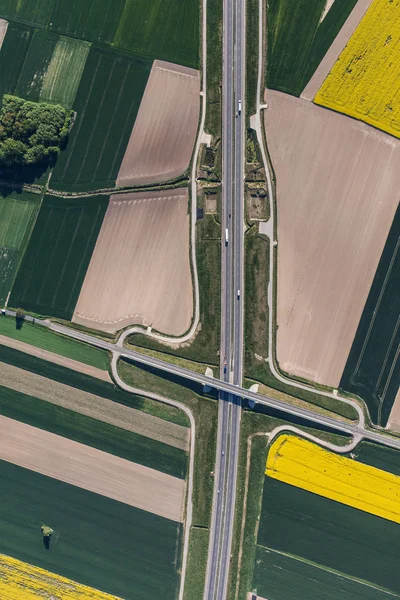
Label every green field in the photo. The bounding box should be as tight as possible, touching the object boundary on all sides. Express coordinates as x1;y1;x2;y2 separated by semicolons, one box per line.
0;192;41;305
266;0;358;96
114;0;199;67
0;22;32;99
9;195;108;319
0;381;187;478
50;46;151;191
0;316;108;368
41;36;91;107
253;546;394;600
14;28;58;101
257;478;400;594
0;460;182;600
0;0;54;26
340;206;400;426
49;0;199;67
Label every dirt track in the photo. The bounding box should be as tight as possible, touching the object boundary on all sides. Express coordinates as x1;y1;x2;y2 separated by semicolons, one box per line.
0;360;189;450
73;189;193;336
117;60;200;186
0;415;184;522
264;90;399;387
0;19;8;50
0;334;110;381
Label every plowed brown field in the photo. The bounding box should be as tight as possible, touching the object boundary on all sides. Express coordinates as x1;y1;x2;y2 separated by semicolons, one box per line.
117;60;200;186
0;415;184;521
265;90;399;387
0;19;7;49
73;189;193;335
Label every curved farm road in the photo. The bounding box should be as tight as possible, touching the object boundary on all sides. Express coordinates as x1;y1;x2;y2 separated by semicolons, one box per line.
250;0;365;427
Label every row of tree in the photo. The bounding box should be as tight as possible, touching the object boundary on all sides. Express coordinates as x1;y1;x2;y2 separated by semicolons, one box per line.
0;95;73;167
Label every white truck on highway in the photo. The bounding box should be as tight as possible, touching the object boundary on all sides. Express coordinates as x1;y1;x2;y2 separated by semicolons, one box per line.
237;100;242;115
225;228;229;245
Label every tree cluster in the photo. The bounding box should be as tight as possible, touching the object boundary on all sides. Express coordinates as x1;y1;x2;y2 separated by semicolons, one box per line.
0;95;73;167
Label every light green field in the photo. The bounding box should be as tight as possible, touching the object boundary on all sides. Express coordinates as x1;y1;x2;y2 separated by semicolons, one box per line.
0;192;41;305
41;36;91;107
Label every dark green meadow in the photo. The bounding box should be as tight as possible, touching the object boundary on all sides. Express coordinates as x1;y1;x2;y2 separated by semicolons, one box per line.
257;478;400;594
266;0;358;96
0;0;54;27
253;546;393;600
49;0;199;67
14;28;59;101
0;460;182;600
340;206;400;426
0;22;32;99
9;195;108;319
50;46;151;191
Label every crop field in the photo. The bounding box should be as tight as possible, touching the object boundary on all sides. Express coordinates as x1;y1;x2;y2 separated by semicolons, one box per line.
0;359;188;476
50;47;151;191
0;554;120;600
117;60;200;186
0;0;54;27
256;477;400;594
14;28;58;101
0;22;31;99
49;0;199;67
40;36;91;107
113;0;199;67
0;460;182;600
341;205;400;427
264;91;399;387
9;195;108;319
267;434;400;523
253;546;393;600
315;0;400;137
73;189;193;335
0;317;108;368
0;192;41;306
266;0;358;96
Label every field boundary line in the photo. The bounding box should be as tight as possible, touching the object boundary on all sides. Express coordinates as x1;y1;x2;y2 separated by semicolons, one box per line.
111;352;195;600
251;0;365;428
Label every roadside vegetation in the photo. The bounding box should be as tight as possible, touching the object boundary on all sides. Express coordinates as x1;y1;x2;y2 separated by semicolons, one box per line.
266;0;358;96
246;0;259;117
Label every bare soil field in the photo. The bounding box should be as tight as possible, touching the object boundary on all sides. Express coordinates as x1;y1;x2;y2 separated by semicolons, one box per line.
0;415;184;521
0;19;8;50
264;90;399;387
302;0;374;101
0;360;189;450
73;189;193;336
387;388;400;433
0;334;110;381
116;60;200;186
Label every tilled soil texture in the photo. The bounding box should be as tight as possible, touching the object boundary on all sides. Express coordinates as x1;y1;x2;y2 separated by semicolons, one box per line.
0;360;189;451
0;19;8;50
73;189;193;336
0;335;111;382
0;415;184;522
264;90;399;387
117;60;200;186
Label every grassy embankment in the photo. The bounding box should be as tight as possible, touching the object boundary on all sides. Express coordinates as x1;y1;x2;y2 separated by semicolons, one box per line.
246;0;259;118
0;315;108;369
118;359;218;600
266;0;358;96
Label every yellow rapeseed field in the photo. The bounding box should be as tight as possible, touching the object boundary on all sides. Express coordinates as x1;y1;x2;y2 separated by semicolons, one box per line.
266;434;400;523
314;0;400;138
0;554;121;600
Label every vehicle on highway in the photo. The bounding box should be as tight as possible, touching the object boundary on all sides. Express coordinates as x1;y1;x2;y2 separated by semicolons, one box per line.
225;228;229;245
238;100;242;115
237;289;240;299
